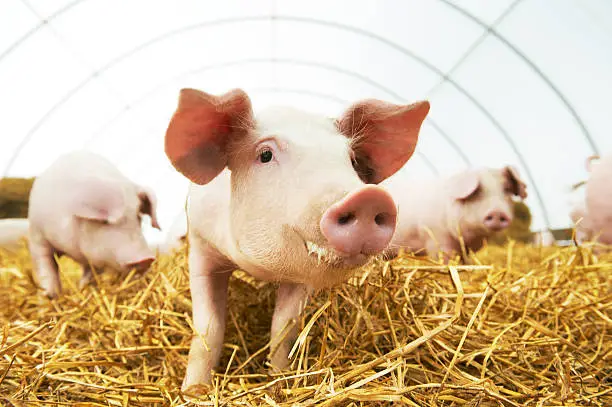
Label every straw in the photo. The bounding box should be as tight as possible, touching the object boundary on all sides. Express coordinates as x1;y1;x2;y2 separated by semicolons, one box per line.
0;239;609;406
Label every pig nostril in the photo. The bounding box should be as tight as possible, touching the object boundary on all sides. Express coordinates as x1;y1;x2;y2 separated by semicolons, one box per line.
485;215;493;222
338;213;355;225
374;213;387;226
319;185;397;256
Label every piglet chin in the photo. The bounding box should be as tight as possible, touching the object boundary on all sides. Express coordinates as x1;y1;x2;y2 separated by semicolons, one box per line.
305;240;372;269
486;225;506;233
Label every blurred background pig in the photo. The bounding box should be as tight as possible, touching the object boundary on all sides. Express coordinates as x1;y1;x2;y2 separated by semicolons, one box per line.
383;165;528;262
567;155;603;244
583;152;612;249
27;150;161;298
164;88;430;392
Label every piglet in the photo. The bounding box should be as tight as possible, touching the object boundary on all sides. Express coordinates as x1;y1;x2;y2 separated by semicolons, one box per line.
584;152;612;248
28;150;161;298
164;88;430;393
568;155;601;243
383;166;528;261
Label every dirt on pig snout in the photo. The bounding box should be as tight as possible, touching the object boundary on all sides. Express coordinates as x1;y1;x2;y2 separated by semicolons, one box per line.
0;239;610;406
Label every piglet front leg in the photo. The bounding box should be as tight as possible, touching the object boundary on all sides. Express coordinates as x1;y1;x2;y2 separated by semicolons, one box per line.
29;237;61;299
182;241;234;395
268;283;311;372
79;266;97;290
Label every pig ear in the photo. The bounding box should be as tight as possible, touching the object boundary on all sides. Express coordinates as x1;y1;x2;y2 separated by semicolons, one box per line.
164;88;254;185
337;99;430;184
586;155;600;172
503;165;528;199
71;178;125;223
449;170;481;200
136;185;161;230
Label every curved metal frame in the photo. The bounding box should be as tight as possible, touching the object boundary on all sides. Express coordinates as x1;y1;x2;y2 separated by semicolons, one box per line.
86;57;470;169
4;0;591;156
439;0;598;155
426;0;524;97
0;0;86;63
0;11;570;227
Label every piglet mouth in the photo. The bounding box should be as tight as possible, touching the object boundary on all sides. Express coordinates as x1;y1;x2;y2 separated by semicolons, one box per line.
305;240;371;269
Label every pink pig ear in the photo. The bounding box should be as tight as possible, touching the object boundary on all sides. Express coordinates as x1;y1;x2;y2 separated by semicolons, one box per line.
71;177;125;223
165;88;254;185
503;165;528;199
449;170;481;200
136;185;161;230
336;99;430;184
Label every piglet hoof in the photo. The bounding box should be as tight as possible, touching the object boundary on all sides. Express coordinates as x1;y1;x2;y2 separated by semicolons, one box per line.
267;350;293;377
78;269;97;290
267;363;285;378
181;365;214;396
39;280;61;299
44;288;60;300
269;358;290;371
181;383;213;399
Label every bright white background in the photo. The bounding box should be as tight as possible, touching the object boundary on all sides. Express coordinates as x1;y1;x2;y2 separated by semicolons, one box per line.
1;0;610;245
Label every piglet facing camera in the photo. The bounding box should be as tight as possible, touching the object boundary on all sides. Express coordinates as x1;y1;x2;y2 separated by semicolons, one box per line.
163;87;430;392
27;150;161;298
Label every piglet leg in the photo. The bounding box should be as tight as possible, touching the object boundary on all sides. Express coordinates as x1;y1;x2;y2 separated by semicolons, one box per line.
79;266;97;290
29;237;61;299
182;242;233;394
268;282;311;372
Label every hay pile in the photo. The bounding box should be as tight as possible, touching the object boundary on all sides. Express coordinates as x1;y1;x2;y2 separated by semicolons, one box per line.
0;240;609;406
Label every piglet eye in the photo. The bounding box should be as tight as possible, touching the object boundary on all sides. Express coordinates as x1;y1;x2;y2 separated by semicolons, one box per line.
259;150;273;163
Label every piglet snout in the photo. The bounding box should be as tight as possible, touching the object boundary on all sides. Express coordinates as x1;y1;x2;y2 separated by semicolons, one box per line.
483;210;510;231
124;257;155;272
320;185;397;256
